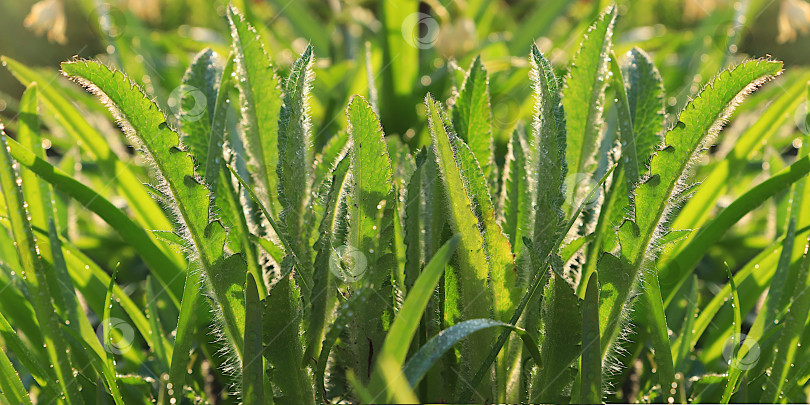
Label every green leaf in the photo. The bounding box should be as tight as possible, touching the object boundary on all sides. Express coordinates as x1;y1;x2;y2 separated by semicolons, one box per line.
500;129;532;263
0;310;59;399
347;95;395;288
403;148;426;292
460;163;616;404
0;332;33;405
641;268;675;394
5;136;184;308
452;56;495;185
425;93;497;396
530;45;567;259
99;265;125;404
721;263;743;403
227;5;283;216
145;276;171;373
2;56;177;251
760;237;810;403
666;71;810;259
169;268;203;402
598;59;782;357
189;51;266;297
62;59;247;367
306;155;350;361
243;274;265;405
345;95;397;383
579;272;601;404
17;83;52;234
0;125;85;405
660;153;810;304
402;319;541;390
368;235;460;401
562;6;616;192
277;45;315;273
178;48;221;173
621;48;666;172
364;354;420;404
262;258;313;405
452;126;518;323
672;275;699;372
533;269;582;403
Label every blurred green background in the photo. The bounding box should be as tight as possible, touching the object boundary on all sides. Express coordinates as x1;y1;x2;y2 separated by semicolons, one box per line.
2;0;810;147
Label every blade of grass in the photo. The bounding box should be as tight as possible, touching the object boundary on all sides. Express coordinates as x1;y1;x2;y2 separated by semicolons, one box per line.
2;57;177;253
402;319;542;389
5;137;183;307
762;237;810;402
0;330;33;404
367;235;460;401
0;124;84;405
660;153;810;306
721;263;743;403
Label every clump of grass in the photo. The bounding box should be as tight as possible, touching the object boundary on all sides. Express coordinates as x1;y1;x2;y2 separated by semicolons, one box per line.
0;3;809;404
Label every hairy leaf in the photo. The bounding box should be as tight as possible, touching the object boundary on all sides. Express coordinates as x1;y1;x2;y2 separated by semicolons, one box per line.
227;5;283;216
62;60;248;368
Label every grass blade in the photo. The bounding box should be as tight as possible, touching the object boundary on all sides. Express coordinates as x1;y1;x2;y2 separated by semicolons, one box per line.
641;268;676;395
0;124;84;405
402;319;541;390
721;263;743;403
0;310;59;399
762;237;810;402
6;137;184;306
2;56;177;248
367;235;460;401
660;153;810;305
0;334;33;405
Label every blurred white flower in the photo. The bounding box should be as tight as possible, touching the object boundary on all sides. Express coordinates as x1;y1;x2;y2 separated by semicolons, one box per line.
778;0;810;42
24;0;67;44
126;0;161;22
684;0;717;21
436;18;476;58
